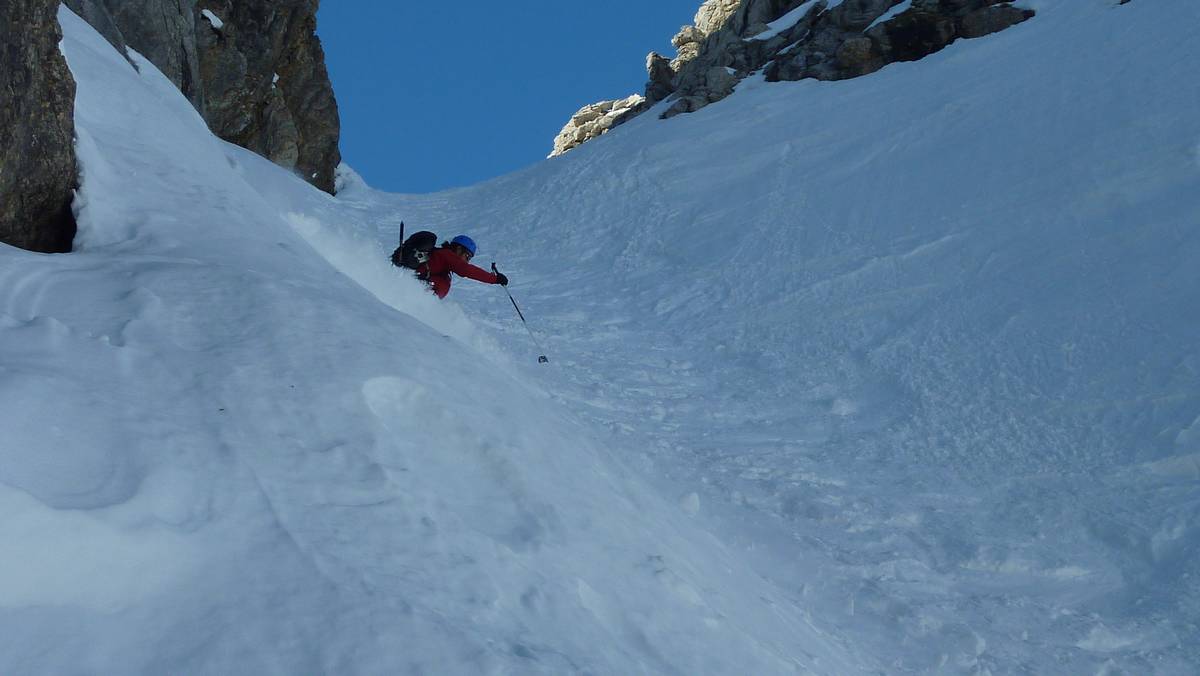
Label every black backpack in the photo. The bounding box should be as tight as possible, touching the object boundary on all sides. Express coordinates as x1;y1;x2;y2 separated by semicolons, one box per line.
390;222;438;270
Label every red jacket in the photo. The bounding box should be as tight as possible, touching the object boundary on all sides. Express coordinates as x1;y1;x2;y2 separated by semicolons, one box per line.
418;247;501;299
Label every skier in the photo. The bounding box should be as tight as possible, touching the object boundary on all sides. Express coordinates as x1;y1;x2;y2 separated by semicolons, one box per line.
417;235;508;299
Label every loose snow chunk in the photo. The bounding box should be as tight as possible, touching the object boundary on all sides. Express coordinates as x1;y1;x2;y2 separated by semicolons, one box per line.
749;1;819;41
866;0;912;32
200;9;224;30
681;492;701;516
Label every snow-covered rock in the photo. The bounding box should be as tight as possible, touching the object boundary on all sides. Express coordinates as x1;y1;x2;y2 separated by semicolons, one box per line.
554;0;1035;146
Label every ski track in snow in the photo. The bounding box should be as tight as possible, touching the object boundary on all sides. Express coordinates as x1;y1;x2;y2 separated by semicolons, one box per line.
0;8;866;674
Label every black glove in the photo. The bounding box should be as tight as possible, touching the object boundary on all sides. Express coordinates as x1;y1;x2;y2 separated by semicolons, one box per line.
494;272;509;286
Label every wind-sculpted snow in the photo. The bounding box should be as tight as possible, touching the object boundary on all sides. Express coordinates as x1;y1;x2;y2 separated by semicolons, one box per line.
322;2;1200;672
0;7;865;674
1;2;1198;674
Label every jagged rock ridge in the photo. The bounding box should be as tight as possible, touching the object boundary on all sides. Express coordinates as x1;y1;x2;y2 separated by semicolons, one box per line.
551;0;1034;156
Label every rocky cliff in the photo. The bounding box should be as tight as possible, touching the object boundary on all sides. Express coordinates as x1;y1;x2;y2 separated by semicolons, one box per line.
0;0;78;253
551;0;1034;156
1;0;340;253
64;0;341;194
194;1;340;193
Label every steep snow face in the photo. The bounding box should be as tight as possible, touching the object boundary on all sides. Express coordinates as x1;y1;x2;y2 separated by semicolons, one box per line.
0;8;865;675
323;1;1200;673
2;2;1198;675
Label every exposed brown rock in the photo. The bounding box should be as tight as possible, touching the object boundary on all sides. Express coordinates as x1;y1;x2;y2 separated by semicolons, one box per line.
194;1;341;192
59;0;341;194
2;0;344;255
646;52;676;102
61;0;129;60
960;4;1037;39
552;0;1036;154
103;0;205;105
765;1;1035;82
0;0;78;253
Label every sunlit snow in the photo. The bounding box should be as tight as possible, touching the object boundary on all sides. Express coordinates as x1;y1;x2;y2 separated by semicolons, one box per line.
1;1;1197;674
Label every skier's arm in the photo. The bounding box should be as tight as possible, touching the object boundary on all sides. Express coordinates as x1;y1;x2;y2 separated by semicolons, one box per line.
447;256;501;284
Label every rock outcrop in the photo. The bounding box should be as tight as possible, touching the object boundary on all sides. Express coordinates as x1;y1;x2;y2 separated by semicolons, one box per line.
549;0;748;157
550;95;646;158
2;0;341;251
763;0;1036;85
61;0;130;61
552;0;1035;154
194;1;340;193
61;0;341;194
101;0;206;105
0;0;78;253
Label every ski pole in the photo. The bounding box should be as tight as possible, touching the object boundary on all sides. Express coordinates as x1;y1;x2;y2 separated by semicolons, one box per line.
493;263;549;364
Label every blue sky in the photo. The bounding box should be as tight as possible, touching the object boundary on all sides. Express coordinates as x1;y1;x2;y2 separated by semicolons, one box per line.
316;2;700;194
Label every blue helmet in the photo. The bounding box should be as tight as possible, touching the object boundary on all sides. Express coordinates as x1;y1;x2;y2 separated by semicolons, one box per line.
450;235;477;256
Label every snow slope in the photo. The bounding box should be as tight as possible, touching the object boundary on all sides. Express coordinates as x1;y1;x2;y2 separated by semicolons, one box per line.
0;8;862;675
0;1;1197;674
319;1;1200;672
